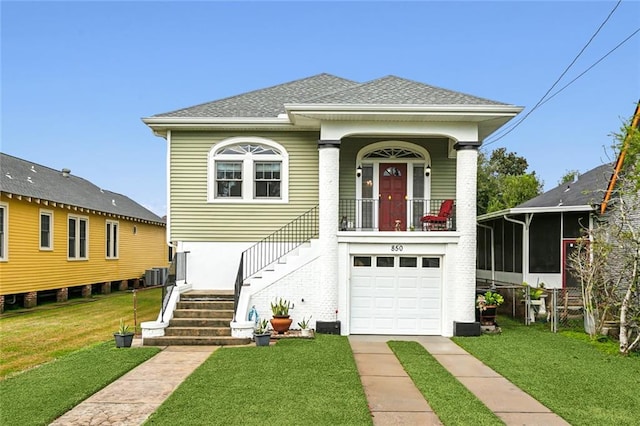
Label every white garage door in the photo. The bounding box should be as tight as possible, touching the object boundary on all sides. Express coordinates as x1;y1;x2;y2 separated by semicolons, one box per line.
350;255;442;335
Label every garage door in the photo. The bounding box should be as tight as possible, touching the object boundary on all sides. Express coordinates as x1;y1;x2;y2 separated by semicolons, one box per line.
350;255;442;335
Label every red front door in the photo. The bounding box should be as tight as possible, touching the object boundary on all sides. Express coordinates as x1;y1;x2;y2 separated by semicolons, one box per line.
379;163;407;231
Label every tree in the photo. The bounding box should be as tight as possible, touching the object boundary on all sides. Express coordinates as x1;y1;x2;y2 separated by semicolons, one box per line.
568;119;640;355
477;148;543;215
558;169;580;185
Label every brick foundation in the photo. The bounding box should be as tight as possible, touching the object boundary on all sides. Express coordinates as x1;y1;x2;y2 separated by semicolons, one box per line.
119;280;128;291
133;278;141;289
101;282;111;295
0;295;4;314
24;291;38;308
81;285;92;298
56;288;69;303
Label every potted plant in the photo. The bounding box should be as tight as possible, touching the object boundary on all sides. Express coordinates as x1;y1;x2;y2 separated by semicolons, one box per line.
521;282;547;323
298;315;312;337
114;318;135;348
270;298;294;334
254;319;271;346
476;291;504;325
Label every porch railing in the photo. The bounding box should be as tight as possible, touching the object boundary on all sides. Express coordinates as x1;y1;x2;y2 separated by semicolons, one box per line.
161;251;188;320
233;206;319;318
338;198;456;231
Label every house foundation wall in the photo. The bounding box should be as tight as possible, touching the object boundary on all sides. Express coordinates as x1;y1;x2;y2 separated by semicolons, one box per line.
56;287;68;302
178;241;254;290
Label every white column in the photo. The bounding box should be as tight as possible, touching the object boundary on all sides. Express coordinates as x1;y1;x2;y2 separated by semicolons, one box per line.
317;140;340;321
452;141;481;326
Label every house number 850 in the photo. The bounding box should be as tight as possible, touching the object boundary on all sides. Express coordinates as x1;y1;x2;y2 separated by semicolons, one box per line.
391;245;403;252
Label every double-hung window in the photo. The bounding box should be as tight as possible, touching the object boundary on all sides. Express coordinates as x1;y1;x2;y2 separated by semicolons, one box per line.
40;210;53;250
68;215;88;260
209;137;288;203
106;220;118;259
0;203;7;261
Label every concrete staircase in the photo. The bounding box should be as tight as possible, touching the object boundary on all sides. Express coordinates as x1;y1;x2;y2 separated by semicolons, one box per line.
143;291;251;346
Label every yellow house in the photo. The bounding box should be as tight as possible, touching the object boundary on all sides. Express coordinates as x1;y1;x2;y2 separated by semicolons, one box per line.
0;153;168;312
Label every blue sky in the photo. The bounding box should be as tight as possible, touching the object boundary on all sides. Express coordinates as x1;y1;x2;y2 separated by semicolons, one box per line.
2;1;639;216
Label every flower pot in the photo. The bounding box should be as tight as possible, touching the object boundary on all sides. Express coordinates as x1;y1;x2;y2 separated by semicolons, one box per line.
254;332;271;346
300;328;311;337
270;316;292;334
114;332;134;348
479;306;497;325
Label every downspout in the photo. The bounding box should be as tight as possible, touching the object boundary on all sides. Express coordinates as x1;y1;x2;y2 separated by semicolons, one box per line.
504;213;534;284
165;129;172;246
477;223;495;286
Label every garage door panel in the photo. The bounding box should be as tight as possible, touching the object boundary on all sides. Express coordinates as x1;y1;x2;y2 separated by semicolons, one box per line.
350;255;443;335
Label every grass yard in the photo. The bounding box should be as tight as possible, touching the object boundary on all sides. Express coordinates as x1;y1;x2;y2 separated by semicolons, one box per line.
389;341;503;425
453;317;640;425
0;341;160;426
145;334;372;426
0;287;162;379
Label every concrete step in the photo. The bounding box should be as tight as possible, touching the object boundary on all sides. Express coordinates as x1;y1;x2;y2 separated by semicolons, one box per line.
181;290;234;301
176;301;234;310
143;336;251;346
164;327;232;337
169;318;231;328
173;309;234;319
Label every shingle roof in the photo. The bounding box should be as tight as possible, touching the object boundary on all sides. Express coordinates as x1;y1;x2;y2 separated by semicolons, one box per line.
0;153;164;224
517;163;613;209
154;73;359;118
152;73;510;118
306;75;509;106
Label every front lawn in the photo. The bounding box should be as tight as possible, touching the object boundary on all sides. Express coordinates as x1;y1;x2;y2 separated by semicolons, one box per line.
453;317;640;425
0;342;160;426
0;287;162;379
145;334;372;425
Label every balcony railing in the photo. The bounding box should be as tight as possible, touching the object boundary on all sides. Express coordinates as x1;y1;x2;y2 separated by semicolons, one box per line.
338;198;456;231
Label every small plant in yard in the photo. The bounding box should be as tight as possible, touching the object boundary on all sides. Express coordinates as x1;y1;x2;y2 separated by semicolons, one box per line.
297;316;312;329
476;291;504;311
521;282;545;300
270;297;294;317
116;318;132;335
254;319;270;335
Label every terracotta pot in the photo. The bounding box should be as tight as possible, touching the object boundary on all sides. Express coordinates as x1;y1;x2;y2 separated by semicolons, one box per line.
270;316;292;334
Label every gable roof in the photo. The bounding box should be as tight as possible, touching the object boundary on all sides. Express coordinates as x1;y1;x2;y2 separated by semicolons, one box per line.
478;162;613;222
518;163;613;209
152;73;510;119
0;153;164;224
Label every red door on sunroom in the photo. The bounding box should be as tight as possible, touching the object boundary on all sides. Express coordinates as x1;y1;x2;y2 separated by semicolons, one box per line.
379;163;407;231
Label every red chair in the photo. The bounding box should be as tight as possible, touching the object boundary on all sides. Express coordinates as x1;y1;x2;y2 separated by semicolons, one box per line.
420;199;454;230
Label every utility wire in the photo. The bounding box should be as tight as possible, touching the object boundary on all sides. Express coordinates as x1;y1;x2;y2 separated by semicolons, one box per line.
538;27;640;109
483;0;623;146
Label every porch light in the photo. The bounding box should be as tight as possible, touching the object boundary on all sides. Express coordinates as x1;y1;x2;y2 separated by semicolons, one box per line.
425;164;431;177
356;165;362;178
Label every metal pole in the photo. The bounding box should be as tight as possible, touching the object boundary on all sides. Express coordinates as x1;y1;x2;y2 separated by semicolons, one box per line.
133;289;138;336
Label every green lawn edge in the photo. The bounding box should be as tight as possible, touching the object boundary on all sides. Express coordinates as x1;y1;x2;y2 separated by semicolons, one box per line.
145;334;372;426
388;341;503;426
0;341;160;426
452;317;640;425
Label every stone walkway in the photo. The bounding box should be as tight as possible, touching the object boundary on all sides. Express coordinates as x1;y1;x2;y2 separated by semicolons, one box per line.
50;345;217;425
349;335;570;426
50;336;570;425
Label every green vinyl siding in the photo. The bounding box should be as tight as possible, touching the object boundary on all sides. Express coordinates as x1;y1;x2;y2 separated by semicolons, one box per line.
338;137;456;200
170;131;319;242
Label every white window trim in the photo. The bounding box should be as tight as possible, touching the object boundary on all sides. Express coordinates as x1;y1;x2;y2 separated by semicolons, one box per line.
0;202;7;261
207;136;289;204
106;220;119;259
39;209;54;251
68;214;89;260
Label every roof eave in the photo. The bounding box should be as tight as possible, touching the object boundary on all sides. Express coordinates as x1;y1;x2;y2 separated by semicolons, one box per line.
141;117;300;137
477;205;597;222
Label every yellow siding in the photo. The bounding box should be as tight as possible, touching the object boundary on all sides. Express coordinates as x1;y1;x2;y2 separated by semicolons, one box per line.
170;131;320;242
0;196;168;295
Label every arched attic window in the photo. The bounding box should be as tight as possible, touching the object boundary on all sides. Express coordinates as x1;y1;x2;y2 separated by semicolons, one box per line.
209;137;289;203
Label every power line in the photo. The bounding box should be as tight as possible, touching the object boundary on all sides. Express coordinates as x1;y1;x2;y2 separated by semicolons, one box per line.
484;0;623;146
